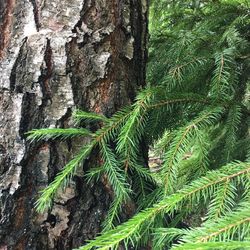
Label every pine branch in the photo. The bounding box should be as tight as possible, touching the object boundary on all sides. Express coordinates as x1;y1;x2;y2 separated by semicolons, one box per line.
177;129;210;184
166;57;207;89
73;109;109;124
116;88;154;170
210;48;237;100
78;162;250;250
116;90;213;172
130;164;159;203
176;202;250;246
206;180;237;219
31;107;133;213
35;142;95;212
148;93;211;110
85;167;104;183
153;228;185;250
154;130;173;154
94;106;133;144
26;128;93;142
102;196;123;232
100;142;131;199
137;188;163;211
171;241;250;250
100;141;131;231
223;104;242;162
162;107;225;193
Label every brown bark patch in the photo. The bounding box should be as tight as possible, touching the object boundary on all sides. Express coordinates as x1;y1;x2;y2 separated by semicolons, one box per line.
14;236;27;250
13;196;26;229
0;0;16;59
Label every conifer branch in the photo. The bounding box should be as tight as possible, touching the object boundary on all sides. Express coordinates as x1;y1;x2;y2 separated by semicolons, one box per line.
206;180;237;219
171;241;250;250
26;128;93;141
35;142;95;212
148;93;211;109
176;202;250;247
163;107;225;193
79;162;250;249
73;109;109;124
211;48;236;99
100;141;131;230
100;142;131;200
94;106;133;143
223;104;242;162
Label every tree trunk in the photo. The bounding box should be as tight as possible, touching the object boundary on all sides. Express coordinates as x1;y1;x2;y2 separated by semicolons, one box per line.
0;0;148;249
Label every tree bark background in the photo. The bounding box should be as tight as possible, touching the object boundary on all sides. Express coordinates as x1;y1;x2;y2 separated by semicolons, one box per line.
0;0;148;249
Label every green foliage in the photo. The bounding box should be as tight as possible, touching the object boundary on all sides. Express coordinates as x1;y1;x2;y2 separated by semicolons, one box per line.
27;0;250;249
177;201;250;245
77;162;250;250
35;142;95;212
26;128;93;141
171;241;250;250
73;109;109;124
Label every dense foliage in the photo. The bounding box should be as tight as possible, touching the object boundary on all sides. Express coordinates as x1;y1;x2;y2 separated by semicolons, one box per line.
27;0;250;249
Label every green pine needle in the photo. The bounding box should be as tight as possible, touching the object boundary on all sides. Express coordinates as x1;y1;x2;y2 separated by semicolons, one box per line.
171;241;250;250
79;162;250;250
26;128;92;142
35;142;95;212
177;202;250;245
73;109;109;124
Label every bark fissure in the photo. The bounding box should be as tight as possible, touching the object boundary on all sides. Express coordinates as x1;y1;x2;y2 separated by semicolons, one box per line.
29;0;41;31
9;38;28;92
38;38;53;106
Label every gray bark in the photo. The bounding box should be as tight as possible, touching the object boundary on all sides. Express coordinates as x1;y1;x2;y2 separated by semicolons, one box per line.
0;0;148;249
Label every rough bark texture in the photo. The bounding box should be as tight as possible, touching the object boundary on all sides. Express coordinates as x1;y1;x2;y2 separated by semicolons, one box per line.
0;0;148;249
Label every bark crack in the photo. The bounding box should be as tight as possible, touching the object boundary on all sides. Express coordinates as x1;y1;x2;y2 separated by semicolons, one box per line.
38;38;53;106
9;38;28;92
29;0;41;31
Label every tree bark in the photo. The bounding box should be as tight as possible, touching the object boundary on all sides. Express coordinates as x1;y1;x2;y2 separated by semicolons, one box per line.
0;0;148;249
